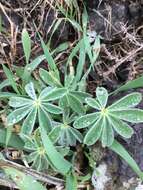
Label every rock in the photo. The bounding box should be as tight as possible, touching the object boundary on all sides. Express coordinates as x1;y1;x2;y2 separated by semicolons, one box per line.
87;0;143;39
92;163;111;190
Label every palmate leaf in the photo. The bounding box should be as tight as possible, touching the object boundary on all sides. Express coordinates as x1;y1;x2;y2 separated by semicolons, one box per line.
60;127;83;146
108;92;142;110
73;112;100;129
74;88;143;147
84;117;103;145
52;121;83;146
7;82;65;135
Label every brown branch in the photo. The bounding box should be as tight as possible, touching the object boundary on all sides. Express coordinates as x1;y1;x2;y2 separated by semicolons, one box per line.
0;159;64;186
103;45;143;77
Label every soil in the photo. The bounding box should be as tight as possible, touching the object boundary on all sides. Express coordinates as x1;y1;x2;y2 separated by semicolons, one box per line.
0;0;143;189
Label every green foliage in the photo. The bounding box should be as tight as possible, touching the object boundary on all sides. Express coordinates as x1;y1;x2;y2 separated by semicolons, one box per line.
1;15;143;189
74;87;143;147
53;110;83;146
66;172;77;190
22;28;31;64
7;82;65;134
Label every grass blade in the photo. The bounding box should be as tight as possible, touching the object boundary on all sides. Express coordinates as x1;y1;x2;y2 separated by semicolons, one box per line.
110;140;143;180
2;64;19;94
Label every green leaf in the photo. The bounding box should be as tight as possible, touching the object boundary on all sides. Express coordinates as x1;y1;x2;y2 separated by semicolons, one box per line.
9;97;33;108
96;87;108;108
38;107;52;132
42;103;63;114
108;92;142;110
39;68;62;87
23;55;45;81
74;40;86;83
69;128;83;143
52;42;69;55
109;116;134;138
71;91;91;102
0;128;24;149
2;64;19;94
110;109;143;123
7;106;32;125
73;113;99;129
83;34;93;63
48;127;61;143
25;82;37;100
84;118;103;145
68;19;82;32
6;125;13;147
59;96;69;109
0;92;18;99
101;118;114;147
82;6;88;30
66;172;77;190
4;167;46;190
66;40;81;69
86;97;101;110
39;35;58;71
114;75;143;93
0;79;10;90
40;87;67;101
110;140;143;180
48;18;63;44
67;94;85;114
40;127;72;175
21;108;37;135
22;28;31;64
0;15;2;32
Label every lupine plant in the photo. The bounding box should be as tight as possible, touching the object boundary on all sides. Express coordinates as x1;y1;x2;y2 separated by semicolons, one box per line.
1;12;143;189
74;87;143;147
